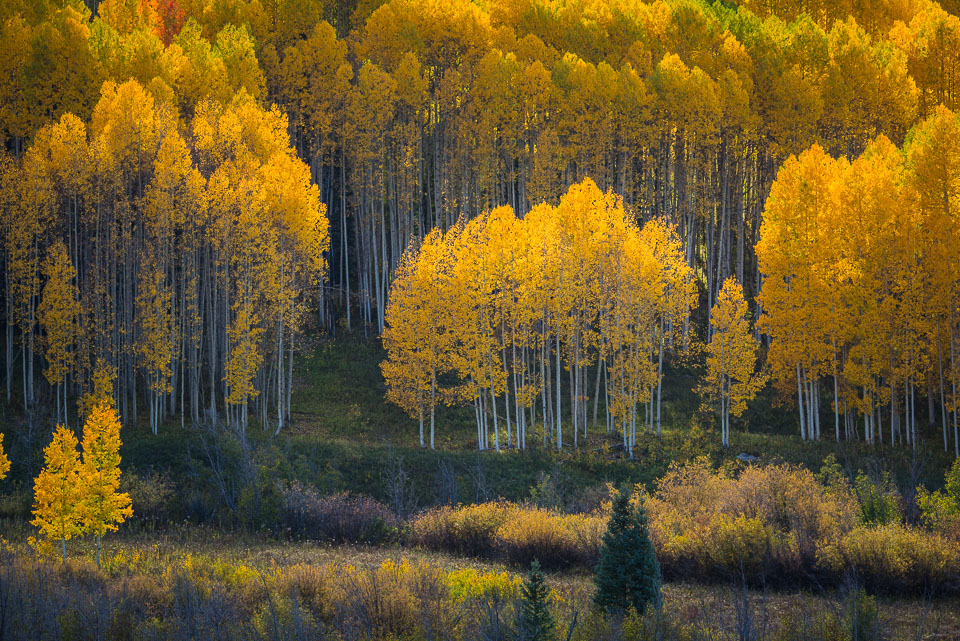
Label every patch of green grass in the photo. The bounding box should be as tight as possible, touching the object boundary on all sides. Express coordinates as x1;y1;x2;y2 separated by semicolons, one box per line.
291;335;478;446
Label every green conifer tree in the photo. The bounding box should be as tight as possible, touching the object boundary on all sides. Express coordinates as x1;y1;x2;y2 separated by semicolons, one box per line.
593;489;661;616
517;560;555;641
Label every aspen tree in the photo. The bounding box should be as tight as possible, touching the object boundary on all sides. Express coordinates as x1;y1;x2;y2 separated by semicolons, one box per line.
905;106;960;456
37;242;79;426
136;260;174;435
2;144;55;409
701;277;766;447
78;402;132;568
381;229;454;449
31;425;83;561
757;145;843;440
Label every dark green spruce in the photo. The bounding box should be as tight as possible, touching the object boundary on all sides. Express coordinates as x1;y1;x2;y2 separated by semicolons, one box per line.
593;489;661;617
516;560;555;641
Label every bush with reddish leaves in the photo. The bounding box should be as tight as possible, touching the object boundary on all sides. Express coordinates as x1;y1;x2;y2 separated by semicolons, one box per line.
282;482;401;544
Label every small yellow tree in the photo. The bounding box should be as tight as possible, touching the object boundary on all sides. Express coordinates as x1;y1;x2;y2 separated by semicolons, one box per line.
0;433;10;480
700;278;766;447
78;402;133;567
31;425;83;561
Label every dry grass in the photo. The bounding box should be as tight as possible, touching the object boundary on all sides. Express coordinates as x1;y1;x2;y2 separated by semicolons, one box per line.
3;525;957;641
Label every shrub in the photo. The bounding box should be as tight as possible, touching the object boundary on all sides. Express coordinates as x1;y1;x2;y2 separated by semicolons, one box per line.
657;512;788;579
237;472;284;531
174;554;268;614
319;558;486;640
281;482;401;544
445;568;520;604
496;509;603;570
324;559;422;638
715;463;858;560
274;563;327;614
703;513;796;579
119;470;175;527
529;470;567;511
410;502;518;556
853;472;901;526
645;457;858;580
819;523;960;592
111;574;170;619
843;588;880;641
0;483;30;520
411;502;603;569
917;458;960;540
446;566;522;641
253;591;321;640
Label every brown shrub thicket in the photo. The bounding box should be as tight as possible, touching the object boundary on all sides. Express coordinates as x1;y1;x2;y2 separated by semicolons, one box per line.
281;482;401;544
410;459;959;592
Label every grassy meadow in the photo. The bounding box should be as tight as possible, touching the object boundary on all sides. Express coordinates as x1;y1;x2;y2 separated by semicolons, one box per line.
0;523;958;641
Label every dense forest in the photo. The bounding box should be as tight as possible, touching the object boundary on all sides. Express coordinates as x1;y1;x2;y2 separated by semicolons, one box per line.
2;0;960;460
2;2;960;639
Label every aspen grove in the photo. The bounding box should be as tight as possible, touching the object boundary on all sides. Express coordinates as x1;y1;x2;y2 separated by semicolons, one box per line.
0;79;329;433
382;179;696;453
0;0;958;458
757;112;960;455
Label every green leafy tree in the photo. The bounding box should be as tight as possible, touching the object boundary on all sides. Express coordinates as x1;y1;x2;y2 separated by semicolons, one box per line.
516;560;555;641
594;489;661;617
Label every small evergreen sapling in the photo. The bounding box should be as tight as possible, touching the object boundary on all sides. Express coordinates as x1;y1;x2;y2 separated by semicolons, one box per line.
593;489;661;617
517;560;555;641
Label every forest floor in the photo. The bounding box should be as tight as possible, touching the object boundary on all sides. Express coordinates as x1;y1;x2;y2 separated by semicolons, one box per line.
283;334;958;491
